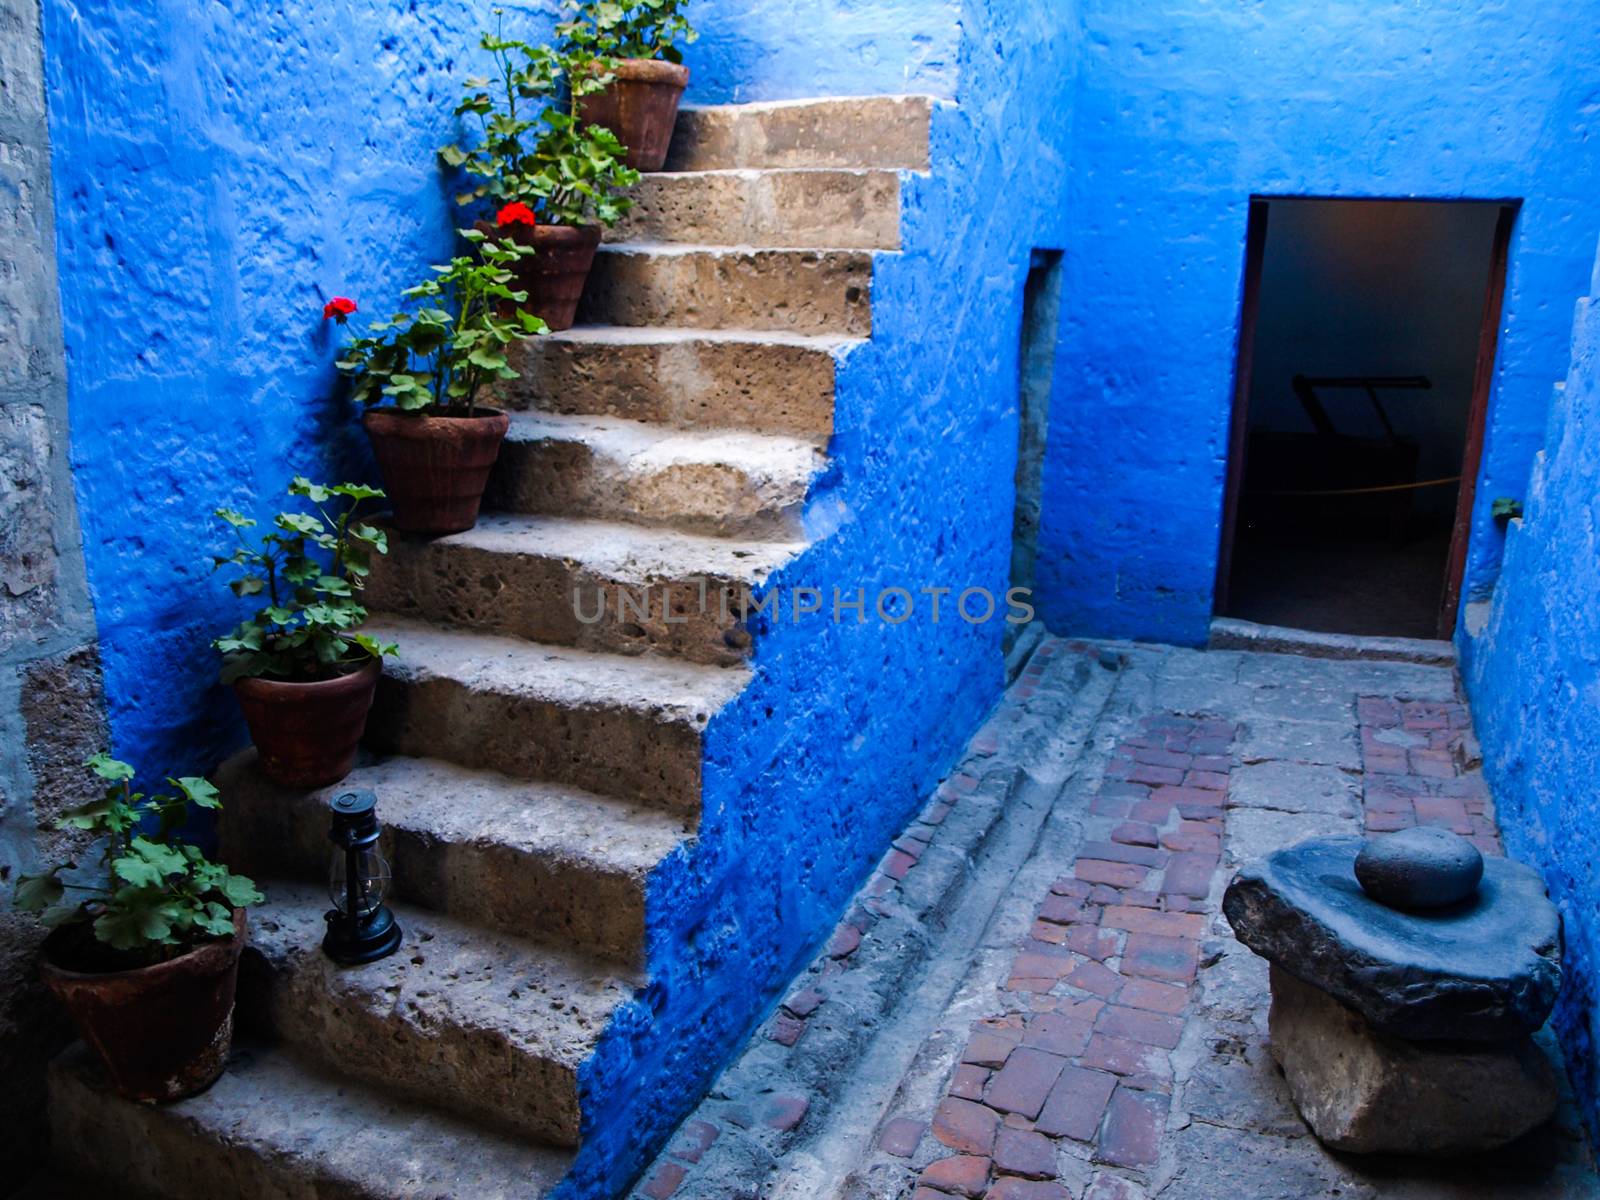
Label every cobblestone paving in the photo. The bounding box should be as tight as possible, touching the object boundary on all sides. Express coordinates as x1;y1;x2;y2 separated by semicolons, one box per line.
635;638;1599;1200
1356;696;1502;853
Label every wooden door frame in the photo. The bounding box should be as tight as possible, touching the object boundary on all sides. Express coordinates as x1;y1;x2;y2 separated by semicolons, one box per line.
1212;199;1271;614
1437;202;1517;637
1212;196;1518;638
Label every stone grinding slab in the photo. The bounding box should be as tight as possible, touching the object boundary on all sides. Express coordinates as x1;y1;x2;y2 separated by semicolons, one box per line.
1223;835;1560;1041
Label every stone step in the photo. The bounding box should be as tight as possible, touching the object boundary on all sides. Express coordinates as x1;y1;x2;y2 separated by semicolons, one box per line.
497;325;851;440
577;243;873;336
361;614;749;815
237;883;633;1146
215;752;689;967
665;94;934;171
48;1041;571;1199
484;411;825;541
606;168;901;250
365;513;803;666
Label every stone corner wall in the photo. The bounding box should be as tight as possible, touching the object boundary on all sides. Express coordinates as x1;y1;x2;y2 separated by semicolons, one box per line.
1458;237;1600;1142
0;0;111;1184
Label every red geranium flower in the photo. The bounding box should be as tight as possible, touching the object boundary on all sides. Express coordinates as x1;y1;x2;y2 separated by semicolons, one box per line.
322;296;357;324
496;201;537;228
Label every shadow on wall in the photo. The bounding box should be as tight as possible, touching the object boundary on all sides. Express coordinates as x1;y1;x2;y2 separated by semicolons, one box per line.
1460;237;1600;1145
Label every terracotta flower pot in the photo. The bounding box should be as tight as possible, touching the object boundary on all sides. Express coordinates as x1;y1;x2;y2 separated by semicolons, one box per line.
362;406;510;534
579;57;691;172
41;910;247;1103
232;657;381;789
481;221;602;332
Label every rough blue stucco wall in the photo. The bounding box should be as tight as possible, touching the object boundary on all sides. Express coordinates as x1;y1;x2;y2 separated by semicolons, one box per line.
41;0;555;775
563;2;1082;1192
44;0;1079;1191
1458;242;1600;1141
1035;0;1600;644
42;0;962;785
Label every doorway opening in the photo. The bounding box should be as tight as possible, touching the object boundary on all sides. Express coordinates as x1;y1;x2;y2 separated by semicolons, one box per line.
1006;249;1063;659
1216;198;1515;640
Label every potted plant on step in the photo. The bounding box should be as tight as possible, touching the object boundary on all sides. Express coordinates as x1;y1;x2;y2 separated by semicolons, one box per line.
15;755;265;1103
441;26;640;330
335;233;545;533
563;0;698;171
214;476;398;788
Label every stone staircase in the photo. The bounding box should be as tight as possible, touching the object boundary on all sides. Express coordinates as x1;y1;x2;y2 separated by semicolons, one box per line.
45;94;934;1199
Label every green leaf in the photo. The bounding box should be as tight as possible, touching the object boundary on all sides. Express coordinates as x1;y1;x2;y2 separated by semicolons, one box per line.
41;901;87;929
175;776;222;809
350;524;389;555
330;482;384;501
351;633;400;661
288;476;332;502
194;902;236;937
276;512;325;536
14;869;65;913
113;837;188;888
94;903;177;951
219;874;265;909
85;753;135;782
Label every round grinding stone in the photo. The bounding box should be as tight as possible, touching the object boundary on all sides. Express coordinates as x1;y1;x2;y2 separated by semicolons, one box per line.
1355;827;1485;911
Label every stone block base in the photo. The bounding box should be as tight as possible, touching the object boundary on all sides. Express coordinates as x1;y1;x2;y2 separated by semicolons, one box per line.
1267;965;1558;1154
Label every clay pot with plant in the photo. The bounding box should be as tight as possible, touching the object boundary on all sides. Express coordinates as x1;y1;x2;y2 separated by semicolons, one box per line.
563;0;698;171
213;477;398;788
15;755;265;1102
333;237;546;535
441;26;640;330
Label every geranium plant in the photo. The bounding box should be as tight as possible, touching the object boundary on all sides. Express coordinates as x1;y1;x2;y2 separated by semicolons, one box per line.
440;24;640;227
213;477;398;684
334;232;547;411
560;0;697;64
15;754;264;964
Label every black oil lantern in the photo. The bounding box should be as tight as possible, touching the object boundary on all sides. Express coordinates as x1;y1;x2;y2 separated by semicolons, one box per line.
322;788;402;965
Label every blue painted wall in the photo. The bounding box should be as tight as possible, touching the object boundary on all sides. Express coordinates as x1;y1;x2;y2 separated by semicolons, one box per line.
682;0;959;103
40;0;567;775
1458;242;1600;1140
46;0;1600;1180
1034;0;1600;645
564;3;1083;1192
42;0;965;778
44;0;1078;1192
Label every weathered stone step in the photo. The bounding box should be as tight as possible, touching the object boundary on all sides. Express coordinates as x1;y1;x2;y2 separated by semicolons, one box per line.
215;752;688;966
366;513;803;666
237;883;633;1146
497;325;851;440
605;168;901;249
578;244;873;336
665;94;934;172
361;615;749;814
48;1041;571;1199
484;411;825;541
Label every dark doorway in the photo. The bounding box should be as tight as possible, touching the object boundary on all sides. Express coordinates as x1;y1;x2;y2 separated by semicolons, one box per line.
1216;198;1514;640
1006;249;1063;658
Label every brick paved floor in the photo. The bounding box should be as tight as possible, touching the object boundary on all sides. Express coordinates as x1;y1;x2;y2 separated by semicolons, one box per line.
636;638;1599;1200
